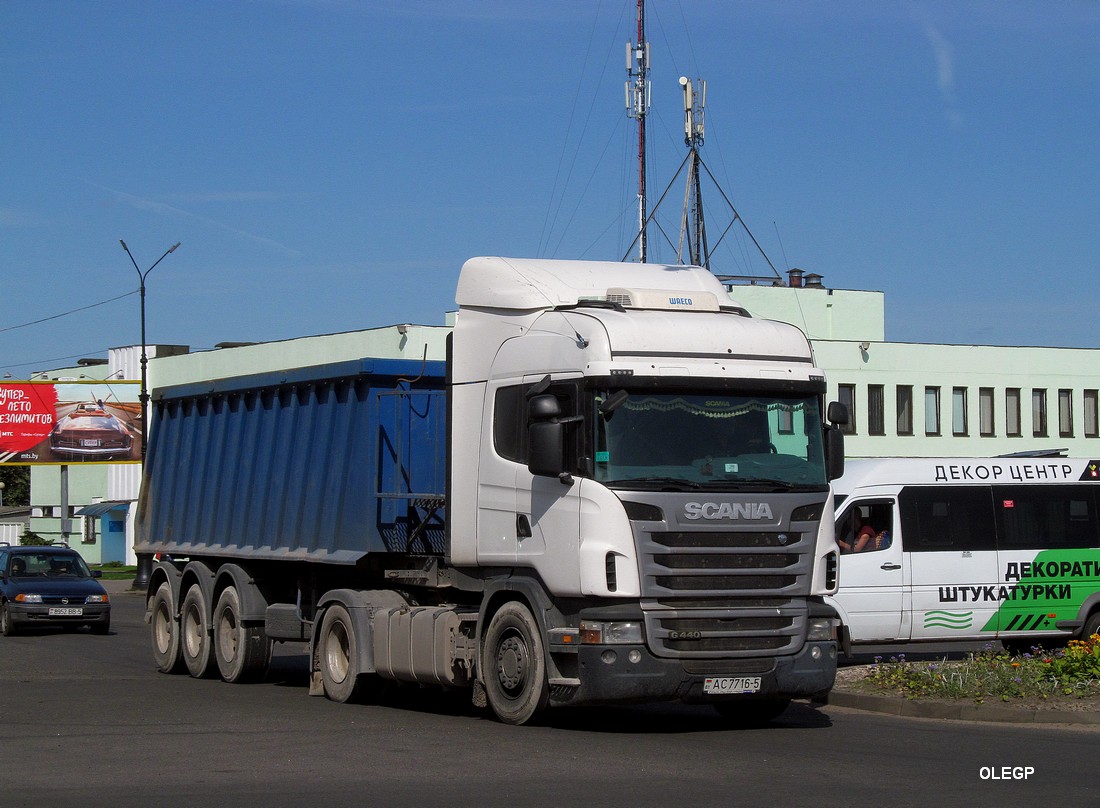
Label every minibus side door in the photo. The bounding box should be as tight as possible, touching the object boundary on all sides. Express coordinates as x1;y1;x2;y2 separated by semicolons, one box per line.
901;485;1000;641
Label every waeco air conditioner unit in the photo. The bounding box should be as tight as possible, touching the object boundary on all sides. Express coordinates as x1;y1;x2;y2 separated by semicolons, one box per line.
604;287;721;312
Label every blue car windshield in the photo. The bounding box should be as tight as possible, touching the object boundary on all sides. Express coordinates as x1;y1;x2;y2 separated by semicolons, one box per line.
593;391;828;490
8;553;92;578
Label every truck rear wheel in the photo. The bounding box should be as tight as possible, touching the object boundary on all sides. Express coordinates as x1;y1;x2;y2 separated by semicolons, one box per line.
180;585;217;678
150;582;184;673
213;586;272;684
318;603;367;703
482;601;548;725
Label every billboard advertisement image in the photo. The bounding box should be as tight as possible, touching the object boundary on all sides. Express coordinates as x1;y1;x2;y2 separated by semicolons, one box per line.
0;381;141;465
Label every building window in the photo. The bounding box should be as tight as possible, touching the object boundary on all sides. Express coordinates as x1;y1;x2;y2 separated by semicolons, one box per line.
952;387;968;436
896;385;913;436
979;388;995;437
1086;390;1099;439
838;384;856;434
925;386;941;436
777;407;794;434
1006;388;1021;437
1032;389;1048;438
1058;389;1073;438
868;385;885;436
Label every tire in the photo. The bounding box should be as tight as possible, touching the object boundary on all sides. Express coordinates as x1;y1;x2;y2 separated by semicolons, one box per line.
90;615;111;636
1082;611;1100;640
180;585;217;679
150;582;185;674
481;601;549;725
318;604;368;703
713;698;791;726
213;586;272;684
1;602;16;637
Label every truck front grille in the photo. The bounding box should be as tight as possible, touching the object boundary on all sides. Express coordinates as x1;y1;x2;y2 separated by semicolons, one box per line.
637;526;814;658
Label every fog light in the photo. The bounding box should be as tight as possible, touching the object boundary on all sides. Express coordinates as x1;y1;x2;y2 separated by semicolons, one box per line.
601;650;618;665
628;650;642;664
811;646;822;660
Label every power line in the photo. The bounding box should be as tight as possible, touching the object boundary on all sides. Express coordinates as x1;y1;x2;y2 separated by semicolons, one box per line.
0;290;137;335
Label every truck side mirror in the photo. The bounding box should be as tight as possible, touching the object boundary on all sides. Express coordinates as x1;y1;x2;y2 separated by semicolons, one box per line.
825;400;847;481
528;394;565;478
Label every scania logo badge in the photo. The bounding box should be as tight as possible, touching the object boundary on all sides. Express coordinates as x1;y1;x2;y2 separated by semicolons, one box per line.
683;501;774;521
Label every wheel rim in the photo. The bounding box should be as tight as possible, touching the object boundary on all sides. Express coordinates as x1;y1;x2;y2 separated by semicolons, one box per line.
324;620;351;685
217;607;239;663
153;600;172;655
183;604;203;657
495;630;529;697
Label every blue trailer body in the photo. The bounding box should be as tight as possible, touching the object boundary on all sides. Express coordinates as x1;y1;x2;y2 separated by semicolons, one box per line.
135;358;448;564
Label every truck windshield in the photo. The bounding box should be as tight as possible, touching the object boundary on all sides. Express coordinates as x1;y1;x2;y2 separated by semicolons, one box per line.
593;391;828;491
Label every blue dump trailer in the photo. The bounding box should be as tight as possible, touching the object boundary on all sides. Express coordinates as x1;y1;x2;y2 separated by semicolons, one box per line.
138;257;847;725
140;358;448;563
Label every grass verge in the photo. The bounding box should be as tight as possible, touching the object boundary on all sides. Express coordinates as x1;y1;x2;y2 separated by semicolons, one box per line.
89;562;138;580
856;634;1100;705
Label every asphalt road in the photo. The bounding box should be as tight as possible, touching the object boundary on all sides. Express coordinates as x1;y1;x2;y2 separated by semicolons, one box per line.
0;587;1096;808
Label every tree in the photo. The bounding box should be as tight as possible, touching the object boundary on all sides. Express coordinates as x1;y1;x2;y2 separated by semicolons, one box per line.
0;465;30;507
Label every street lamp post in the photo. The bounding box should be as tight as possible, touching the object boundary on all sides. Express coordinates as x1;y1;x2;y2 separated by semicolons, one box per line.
120;239;180;590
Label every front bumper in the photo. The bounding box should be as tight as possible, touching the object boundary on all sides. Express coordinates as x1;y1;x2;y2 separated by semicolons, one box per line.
553;639;837;707
7;603;111;629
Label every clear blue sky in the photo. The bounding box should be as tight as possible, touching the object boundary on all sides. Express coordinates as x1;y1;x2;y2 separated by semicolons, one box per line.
2;1;1098;376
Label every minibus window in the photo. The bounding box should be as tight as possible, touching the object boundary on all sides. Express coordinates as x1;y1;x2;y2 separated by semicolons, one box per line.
993;485;1100;550
899;486;996;552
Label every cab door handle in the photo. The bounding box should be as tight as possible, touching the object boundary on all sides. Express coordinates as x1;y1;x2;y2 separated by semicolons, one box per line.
517;514;532;539
880;562;901;571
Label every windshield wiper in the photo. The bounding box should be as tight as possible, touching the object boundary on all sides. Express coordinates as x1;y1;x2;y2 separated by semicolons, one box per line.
719;477;798;491
603;476;702;491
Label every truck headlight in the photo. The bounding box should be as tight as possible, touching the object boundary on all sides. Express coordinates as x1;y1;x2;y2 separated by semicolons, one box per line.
579;620;644;645
807;617;838;642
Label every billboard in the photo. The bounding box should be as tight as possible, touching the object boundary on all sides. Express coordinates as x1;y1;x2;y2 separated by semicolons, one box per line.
0;380;141;465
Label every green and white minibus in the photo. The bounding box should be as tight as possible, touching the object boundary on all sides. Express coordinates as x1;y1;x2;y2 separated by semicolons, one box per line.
829;457;1100;653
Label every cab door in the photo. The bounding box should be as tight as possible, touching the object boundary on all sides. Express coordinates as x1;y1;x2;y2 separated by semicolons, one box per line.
833;497;905;641
515;376;583;594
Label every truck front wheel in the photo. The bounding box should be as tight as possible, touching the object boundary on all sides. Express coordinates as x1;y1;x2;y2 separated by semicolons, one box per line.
213;586;272;684
481;601;549;725
150;582;184;673
180;585;217;678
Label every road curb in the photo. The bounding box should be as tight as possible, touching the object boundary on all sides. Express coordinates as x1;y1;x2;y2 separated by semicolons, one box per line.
826;687;1100;726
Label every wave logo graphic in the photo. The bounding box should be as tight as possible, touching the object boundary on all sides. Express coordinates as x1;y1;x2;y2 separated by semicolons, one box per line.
924;610;973;630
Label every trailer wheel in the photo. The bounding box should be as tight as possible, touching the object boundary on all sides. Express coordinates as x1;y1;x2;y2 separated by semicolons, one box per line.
213;586;272;684
150;582;184;673
482;601;549;725
318;604;366;703
180;585;217;678
713;698;791;726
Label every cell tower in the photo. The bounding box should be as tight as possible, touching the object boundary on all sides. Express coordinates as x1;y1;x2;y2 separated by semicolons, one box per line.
679;76;708;268
625;0;650;262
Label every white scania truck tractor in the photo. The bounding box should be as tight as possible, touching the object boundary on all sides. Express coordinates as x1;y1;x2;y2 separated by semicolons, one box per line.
138;257;847;725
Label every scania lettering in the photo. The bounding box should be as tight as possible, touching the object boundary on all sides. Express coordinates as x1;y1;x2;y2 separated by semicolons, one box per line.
828;457;1100;654
137;257;847;725
684;502;775;520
